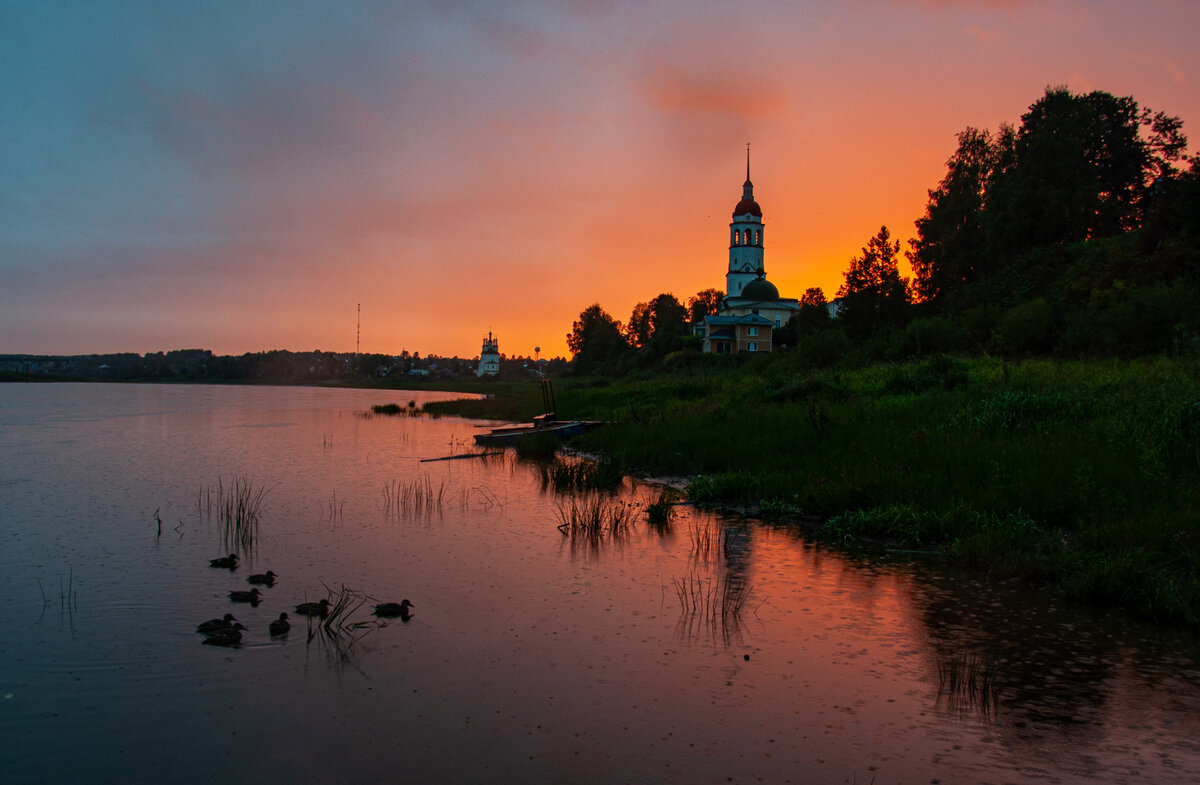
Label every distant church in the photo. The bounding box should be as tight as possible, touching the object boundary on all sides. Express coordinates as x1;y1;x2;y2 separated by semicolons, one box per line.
699;151;800;354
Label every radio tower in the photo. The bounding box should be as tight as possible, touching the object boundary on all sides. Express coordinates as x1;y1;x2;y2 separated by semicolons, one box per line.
355;303;361;359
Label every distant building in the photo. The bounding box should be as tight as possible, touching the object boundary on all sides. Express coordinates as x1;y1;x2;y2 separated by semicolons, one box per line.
698;152;800;354
477;331;500;376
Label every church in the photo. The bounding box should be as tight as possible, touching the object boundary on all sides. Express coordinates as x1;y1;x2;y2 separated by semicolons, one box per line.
699;152;800;354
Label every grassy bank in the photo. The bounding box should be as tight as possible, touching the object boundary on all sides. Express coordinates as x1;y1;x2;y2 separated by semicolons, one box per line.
427;355;1200;626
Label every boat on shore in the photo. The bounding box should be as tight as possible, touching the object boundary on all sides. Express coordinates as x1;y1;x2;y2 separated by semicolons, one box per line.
472;415;600;446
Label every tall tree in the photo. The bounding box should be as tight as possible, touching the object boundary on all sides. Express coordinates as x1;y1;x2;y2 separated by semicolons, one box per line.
836;226;911;337
626;294;689;354
908;126;1002;304
567;304;630;373
687;288;724;323
984;87;1187;256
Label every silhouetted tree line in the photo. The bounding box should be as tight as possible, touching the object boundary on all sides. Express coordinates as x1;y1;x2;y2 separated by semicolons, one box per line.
566;86;1199;373
1;348;563;383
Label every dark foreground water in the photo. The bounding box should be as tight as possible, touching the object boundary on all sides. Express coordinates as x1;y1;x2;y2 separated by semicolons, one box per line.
1;383;1197;784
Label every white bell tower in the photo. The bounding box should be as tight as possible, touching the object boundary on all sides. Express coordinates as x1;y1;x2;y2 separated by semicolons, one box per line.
726;145;765;297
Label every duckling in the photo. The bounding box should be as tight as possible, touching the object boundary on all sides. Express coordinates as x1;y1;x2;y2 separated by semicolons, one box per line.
228;588;262;604
268;612;290;636
372;599;414;619
202;622;247;646
294;599;331;618
246;570;277;586
209;553;239;569
196;613;238;634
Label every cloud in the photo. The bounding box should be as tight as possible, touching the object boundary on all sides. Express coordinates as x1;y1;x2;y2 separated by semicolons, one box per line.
640;60;789;118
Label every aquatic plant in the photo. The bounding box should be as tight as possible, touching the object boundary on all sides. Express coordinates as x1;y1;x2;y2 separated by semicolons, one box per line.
197;476;269;557
672;569;753;646
383;474;445;519
645;489;676;528
936;650;1002;714
321;490;344;522
554;493;634;538
687;518;724;563
536;455;624;492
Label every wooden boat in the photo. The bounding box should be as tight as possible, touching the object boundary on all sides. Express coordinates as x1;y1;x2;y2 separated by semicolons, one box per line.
472;380;602;446
472;417;592;446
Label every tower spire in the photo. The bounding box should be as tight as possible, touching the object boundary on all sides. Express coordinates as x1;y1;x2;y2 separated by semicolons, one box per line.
746;142;751;183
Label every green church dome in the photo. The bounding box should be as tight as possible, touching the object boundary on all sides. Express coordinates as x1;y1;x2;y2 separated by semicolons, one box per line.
740;276;779;301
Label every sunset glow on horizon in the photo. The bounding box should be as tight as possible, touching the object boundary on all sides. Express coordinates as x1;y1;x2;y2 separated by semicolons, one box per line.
3;1;1197;360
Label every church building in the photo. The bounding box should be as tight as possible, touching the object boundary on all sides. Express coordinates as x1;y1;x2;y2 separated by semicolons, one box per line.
700;152;800;354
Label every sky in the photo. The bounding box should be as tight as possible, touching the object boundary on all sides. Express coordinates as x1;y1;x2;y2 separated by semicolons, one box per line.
2;1;1197;360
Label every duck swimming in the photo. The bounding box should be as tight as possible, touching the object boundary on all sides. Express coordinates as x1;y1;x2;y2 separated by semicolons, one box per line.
372;600;413;619
247;570;277;586
294;599;331;618
228;588;262;604
202;622;247;646
209;554;239;569
268;612;290;636
196;613;238;634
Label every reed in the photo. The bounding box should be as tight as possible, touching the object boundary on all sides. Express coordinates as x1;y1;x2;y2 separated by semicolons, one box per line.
383;474;446;518
672;569;753;645
554;493;634;537
202;476;270;556
536;456;624;492
321;490;344;522
687;518;724;562
936;650;1002;714
646;489;676;528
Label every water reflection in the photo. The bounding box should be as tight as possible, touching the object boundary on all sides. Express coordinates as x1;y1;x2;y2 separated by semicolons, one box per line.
3;383;1199;785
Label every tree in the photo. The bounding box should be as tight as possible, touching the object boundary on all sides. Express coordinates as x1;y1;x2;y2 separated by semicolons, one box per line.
686;288;724;323
626;293;689;355
566;304;630;374
983;87;1187;256
836;226;911;337
791;286;833;334
800;287;828;308
908;126;1002;304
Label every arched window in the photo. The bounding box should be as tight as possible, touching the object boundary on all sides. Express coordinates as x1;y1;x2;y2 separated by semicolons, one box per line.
754;230;761;246
734;229;742;245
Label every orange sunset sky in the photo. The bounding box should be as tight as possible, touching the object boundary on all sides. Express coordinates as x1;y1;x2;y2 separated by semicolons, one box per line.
2;1;1197;360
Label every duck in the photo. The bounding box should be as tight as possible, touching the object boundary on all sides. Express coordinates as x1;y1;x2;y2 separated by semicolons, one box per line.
202;622;247;646
247;570;277;586
294;599;331;618
268;612;290;636
372;599;414;619
228;588;262;604
196;613;238;634
209;554;239;569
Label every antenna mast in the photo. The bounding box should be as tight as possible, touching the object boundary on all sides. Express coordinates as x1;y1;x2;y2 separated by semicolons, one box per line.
356;303;361;358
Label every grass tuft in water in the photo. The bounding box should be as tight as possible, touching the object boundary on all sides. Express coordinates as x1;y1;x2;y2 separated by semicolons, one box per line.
646;489;677;528
200;476;270;557
937;650;1002;714
383;474;446;519
554;493;634;538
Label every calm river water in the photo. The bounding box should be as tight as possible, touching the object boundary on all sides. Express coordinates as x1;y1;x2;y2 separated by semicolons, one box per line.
1;383;1198;784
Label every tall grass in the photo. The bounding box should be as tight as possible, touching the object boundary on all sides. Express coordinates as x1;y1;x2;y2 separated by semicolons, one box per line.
383;474;446;519
554;493;634;537
536;456;624;492
199;476;270;557
936;650;1002;715
672;570;753;646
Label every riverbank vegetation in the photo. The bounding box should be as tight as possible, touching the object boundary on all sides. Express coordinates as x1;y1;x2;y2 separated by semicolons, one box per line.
431;355;1200;626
